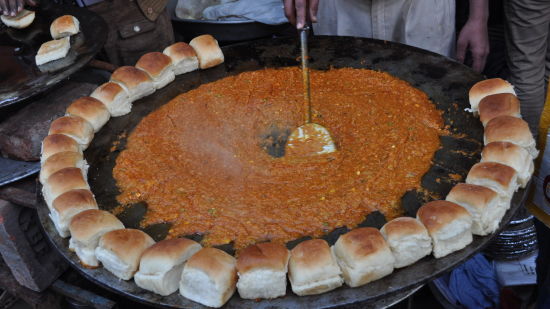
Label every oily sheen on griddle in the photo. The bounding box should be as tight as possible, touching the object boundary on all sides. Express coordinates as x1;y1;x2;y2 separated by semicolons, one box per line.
113;67;443;248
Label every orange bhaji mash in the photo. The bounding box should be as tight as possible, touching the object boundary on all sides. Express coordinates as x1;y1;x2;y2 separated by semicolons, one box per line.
113;67;443;248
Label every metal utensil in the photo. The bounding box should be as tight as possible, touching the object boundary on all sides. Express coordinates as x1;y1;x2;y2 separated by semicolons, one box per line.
285;26;336;157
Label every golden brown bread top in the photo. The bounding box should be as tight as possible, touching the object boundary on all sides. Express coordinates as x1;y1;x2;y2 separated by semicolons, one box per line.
66;97;109;120
236;242;289;274
484;116;532;143
42;134;80;158
41;151;83;180
51;15;77;32
470;78;513;99
48;115;93;138
91;82;127;102
189;34;224;69
336;227;387;257
290;239;332;270
381;217;427;239
446;183;498;210
52;189;97;213
163;42;197;61
483;141;523;157
186;247;237;280
479;93;520;125
69;209;124;242
111;66;152;88
135;52;173;77
417;200;470;233
467;162;517;187
46;167;88;193
141;238;200;261
99;229;155;266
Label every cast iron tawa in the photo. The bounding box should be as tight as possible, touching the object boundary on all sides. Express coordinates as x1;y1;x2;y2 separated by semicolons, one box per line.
38;36;527;308
0;3;107;107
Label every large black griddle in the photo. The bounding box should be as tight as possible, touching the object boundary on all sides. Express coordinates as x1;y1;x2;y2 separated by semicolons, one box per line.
38;36;527;308
0;3;106;107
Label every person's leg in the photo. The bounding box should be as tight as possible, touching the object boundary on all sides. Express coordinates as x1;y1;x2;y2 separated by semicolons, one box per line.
504;0;550;136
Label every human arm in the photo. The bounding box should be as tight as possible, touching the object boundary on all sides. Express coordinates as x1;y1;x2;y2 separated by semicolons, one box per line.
0;0;36;16
283;0;319;29
456;0;490;73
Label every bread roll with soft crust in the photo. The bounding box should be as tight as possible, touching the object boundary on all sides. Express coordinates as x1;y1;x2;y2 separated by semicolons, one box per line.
66;97;110;132
380;217;432;268
478;93;521;126
469;78;515;114
69;209;124;268
39;151;88;185
466;162;518;203
417;200;473;258
179;248;237;308
110;66;155;101
481;141;534;188
332;227;395;287
95;229;155;280
49;189;98;238
446;183;505;236
50;15;80;39
1;9;35;29
48;115;94;149
189;34;224;69
42;167;89;208
163;42;199;75
135;52;175;89
484;116;538;158
35;37;70;66
41;134;82;163
236;242;290;299
134;238;202;296
90;82;132;117
288;239;343;296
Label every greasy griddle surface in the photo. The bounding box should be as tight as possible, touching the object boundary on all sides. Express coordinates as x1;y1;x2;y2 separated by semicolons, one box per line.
0;3;106;107
38;36;525;308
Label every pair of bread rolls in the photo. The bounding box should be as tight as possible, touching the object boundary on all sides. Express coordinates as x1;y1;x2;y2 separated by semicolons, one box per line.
35;15;80;66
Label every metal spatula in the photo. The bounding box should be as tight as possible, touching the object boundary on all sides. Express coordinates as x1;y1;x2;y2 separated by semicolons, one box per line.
285;26;336;157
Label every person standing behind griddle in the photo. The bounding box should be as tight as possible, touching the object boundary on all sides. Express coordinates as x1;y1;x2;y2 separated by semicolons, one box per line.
283;0;490;73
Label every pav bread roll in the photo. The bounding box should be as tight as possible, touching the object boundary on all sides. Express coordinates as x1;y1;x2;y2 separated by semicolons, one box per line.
135;52;175;89
481;141;534;188
39;151;88;185
50;15;80;39
35;37;70;66
42;167;89;208
110;66;155;101
49;189;98;238
484;116;538;158
90;82;132;117
48;115;94;149
189;34;224;69
417;200;473;258
478;93;521;126
163;42;199;75
68;209;124;268
288;239;343;296
1;9;35;29
380;217;432;268
332;227;395;287
179;248;237;308
466;162;518;203
134;238;202;296
66;97;110;132
236;242;290;299
446;183;505;236
469;78;515;114
41;134;82;163
95;229;155;280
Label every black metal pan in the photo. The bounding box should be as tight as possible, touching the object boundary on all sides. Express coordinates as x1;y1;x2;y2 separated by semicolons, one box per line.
0;3;107;108
38;36;526;308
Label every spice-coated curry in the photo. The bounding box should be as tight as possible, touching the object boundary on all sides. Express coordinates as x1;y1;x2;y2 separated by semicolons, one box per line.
114;67;443;248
